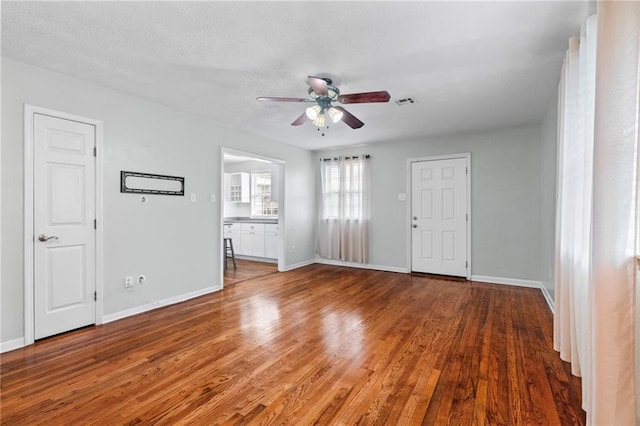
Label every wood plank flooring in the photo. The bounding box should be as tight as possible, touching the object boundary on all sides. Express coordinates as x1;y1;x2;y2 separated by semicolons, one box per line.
224;259;278;286
1;264;584;425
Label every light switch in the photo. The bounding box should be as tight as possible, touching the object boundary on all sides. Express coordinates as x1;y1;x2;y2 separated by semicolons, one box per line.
190;193;197;203
210;194;216;203
398;193;407;201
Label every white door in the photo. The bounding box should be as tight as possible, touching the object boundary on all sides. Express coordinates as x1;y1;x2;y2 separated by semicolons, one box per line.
34;113;96;339
411;158;468;277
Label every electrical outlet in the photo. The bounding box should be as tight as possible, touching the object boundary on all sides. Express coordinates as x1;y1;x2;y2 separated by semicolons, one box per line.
124;276;133;288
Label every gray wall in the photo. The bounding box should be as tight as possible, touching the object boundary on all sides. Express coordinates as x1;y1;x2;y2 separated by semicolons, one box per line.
540;91;559;302
1;58;315;344
314;124;543;281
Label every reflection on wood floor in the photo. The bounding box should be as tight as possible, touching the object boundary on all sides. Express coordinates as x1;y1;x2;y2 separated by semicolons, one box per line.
1;263;584;424
224;258;278;285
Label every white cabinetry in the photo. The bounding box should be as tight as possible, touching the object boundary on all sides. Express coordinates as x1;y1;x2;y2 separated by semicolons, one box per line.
265;224;279;259
224;223;242;254
239;223;265;257
226;222;279;259
225;172;250;203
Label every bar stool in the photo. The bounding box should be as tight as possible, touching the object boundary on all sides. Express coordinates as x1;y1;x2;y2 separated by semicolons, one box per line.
223;238;236;269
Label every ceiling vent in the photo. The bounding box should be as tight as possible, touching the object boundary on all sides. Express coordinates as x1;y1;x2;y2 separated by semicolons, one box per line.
395;97;415;106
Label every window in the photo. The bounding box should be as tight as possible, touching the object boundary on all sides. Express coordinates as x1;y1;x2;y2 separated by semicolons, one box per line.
317;156;370;263
321;159;363;220
251;171;278;217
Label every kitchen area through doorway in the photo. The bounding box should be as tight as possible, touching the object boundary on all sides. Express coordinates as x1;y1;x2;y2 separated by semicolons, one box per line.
222;150;283;286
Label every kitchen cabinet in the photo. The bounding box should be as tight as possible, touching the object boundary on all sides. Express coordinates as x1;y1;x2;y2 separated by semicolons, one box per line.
265;224;279;259
225;172;250;203
224;223;243;254
225;222;278;260
239;223;265;257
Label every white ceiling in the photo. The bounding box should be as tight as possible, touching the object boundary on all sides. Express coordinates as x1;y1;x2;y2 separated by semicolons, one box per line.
2;1;591;150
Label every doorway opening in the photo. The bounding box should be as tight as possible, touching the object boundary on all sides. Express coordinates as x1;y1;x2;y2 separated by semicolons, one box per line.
220;148;285;288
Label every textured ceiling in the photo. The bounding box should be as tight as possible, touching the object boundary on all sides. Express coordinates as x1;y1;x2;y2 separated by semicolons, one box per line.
2;1;590;150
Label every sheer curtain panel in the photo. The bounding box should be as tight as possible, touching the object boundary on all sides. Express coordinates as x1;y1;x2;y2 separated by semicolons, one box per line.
554;3;639;424
316;156;370;263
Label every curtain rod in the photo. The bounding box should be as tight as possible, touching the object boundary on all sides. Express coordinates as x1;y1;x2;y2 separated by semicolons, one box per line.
321;154;370;162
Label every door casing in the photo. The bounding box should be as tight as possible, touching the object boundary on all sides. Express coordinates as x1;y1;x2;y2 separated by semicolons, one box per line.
219;147;286;289
24;105;104;345
406;153;471;280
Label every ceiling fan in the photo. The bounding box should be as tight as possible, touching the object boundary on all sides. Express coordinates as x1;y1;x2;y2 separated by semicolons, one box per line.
256;76;391;129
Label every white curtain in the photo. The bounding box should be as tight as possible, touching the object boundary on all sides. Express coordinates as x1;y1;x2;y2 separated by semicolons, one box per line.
554;3;639;424
316;156;370;263
554;12;597;398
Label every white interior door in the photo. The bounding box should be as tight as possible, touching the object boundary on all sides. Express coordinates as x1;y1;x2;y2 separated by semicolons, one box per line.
34;113;96;339
411;158;468;277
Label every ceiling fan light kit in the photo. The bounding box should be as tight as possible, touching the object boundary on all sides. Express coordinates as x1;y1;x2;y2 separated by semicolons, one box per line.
257;76;390;133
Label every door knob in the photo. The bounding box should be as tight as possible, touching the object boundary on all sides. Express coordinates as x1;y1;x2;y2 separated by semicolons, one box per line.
38;234;59;242
412;224;418;228
413;216;417;220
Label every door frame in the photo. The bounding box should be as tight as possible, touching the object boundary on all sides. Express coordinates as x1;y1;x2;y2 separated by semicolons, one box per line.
219;147;286;288
23;104;104;345
406;153;471;280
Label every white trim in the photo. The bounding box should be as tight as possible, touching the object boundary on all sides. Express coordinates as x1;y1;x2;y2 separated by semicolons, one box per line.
95;119;105;325
315;257;410;274
280;259;316;271
235;255;278;264
471;275;543;289
406;153;472;280
23;105;104;345
1;338;26;354
24;106;35;345
540;285;555;314
102;285;222;324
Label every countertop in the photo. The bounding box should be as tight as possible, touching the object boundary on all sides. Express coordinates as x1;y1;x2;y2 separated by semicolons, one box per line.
223;217;278;225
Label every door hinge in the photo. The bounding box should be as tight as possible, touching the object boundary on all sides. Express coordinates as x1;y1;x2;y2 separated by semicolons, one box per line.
94;291;97;301
466;166;468;175
93;146;97;157
466;261;468;268
94;219;97;229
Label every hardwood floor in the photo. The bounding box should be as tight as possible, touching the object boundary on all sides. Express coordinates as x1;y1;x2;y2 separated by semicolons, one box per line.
224;259;278;286
1;264;584;425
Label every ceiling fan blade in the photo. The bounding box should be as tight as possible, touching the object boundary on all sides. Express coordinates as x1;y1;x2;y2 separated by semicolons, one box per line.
337;91;391;104
256;97;310;102
291;112;308;126
308;76;329;96
334;106;364;129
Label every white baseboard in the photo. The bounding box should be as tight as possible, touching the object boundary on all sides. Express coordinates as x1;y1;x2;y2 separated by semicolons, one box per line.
540;285;555;314
471;275;542;289
315;257;410;274
281;259;316;271
1;337;26;354
102;285;222;324
236;255;277;264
